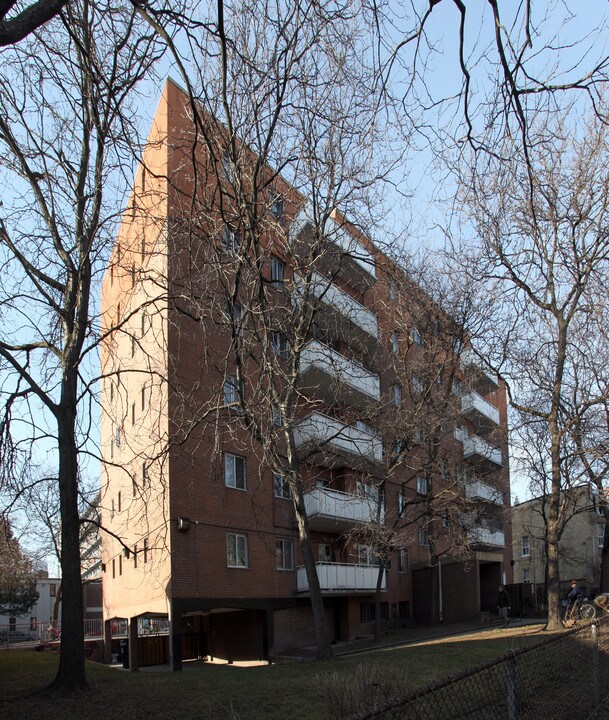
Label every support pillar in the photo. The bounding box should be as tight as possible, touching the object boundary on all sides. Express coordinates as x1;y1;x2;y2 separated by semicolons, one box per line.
169;601;182;671
128;617;139;672
103;619;113;664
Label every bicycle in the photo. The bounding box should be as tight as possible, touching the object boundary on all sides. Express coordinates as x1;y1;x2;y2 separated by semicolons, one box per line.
561;597;596;625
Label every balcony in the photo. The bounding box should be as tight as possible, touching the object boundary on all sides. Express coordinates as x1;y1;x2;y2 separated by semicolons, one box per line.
294;412;383;471
295;273;379;352
296;562;386;594
299;341;380;407
461;350;499;394
291;207;377;289
455;427;502;468
304;487;385;532
461;390;500;432
464;480;503;506
467;526;505;548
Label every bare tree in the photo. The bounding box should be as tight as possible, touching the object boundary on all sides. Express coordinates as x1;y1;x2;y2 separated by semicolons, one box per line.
0;0;164;692
447;102;609;630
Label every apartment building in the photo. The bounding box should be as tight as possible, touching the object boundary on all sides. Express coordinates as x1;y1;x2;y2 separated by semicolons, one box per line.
512;486;605;597
100;79;512;670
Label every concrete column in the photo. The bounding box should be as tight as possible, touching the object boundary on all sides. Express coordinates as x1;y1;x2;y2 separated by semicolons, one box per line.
103;619;113;664
128;617;139;672
169;601;182;671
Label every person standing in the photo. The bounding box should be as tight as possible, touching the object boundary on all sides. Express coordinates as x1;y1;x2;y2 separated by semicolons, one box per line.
497;585;511;627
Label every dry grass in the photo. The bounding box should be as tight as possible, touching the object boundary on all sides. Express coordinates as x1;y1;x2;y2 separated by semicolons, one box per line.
0;624;548;720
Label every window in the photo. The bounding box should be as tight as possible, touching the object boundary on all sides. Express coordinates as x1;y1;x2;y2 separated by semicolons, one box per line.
141;312;146;337
413;428;426;444
111;499;115;520
134;544;138;569
319;543;332;562
223;374;241;404
599;524;605;549
117;491;122;513
270;192;284;219
221;225;241;253
357;545;379;567
30;617;37;631
410;327;422;345
439;459;450;481
115;427;121;448
273;473;291;499
141;386;146;411
355;420;376;436
49;583;56;597
521;535;530;557
141;235;146;262
142;463;148;488
224;300;242;333
397;549;408;573
416;476;428;495
412;374;423;394
143;538;148;563
131;402;135;426
388;278;397;301
225;453;246;490
390;331;399;354
110;438;114;460
272;404;284;427
132;473;137;497
276;539;294;570
418;527;429;546
360;602;389;623
112;559;116;579
396;492;406;517
221;151;233;182
270;256;285;284
131;263;135;288
391;384;402;407
118;555;123;576
522;568;531;584
270;331;289;359
227;533;248;568
110;380;114;402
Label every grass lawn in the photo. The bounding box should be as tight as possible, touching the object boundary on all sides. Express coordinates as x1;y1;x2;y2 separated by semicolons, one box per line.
0;624;550;720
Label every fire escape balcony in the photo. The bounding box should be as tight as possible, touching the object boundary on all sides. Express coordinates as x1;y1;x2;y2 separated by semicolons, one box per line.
464;480;503;506
454;427;502;468
296;562;386;594
461;350;499;395
295;273;379;353
294;412;383;471
291;207;377;289
304;486;385;532
461;390;500;433
299;340;380;407
467;526;506;548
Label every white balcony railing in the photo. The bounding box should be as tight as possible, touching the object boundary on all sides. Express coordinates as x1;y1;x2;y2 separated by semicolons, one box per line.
296;562;386;593
291;206;376;282
460;350;499;393
300;341;380;403
294;412;383;467
467;527;505;547
464;481;503;505
462;434;503;467
455;427;502;467
461;390;500;428
304;487;385;530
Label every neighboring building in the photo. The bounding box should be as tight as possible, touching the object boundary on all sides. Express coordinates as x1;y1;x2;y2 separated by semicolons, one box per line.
512;485;605;597
100;79;512;669
0;572;61;633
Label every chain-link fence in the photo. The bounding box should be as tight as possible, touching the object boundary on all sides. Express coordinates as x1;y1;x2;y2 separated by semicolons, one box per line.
352;617;609;720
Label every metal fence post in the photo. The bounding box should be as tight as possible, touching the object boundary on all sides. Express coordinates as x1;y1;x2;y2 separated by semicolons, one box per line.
507;651;517;720
592;623;600;714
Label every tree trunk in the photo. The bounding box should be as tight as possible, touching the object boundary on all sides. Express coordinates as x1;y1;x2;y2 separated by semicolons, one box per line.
373;562;385;644
47;387;87;693
291;479;333;660
545;434;562;631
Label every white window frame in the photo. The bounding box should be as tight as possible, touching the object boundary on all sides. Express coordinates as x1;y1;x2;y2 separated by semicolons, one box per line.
522;568;531;584
391;384;402;407
521;535;530;557
273;473;291;499
223;374;241;405
416;476;428;495
270;331;289;359
270;192;284;219
418;527;429;546
357;545;379;567
410;327;422;345
225;453;246;490
276;539;294;571
390;331;399;353
270;256;285;284
397;548;408;573
227;533;248;568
